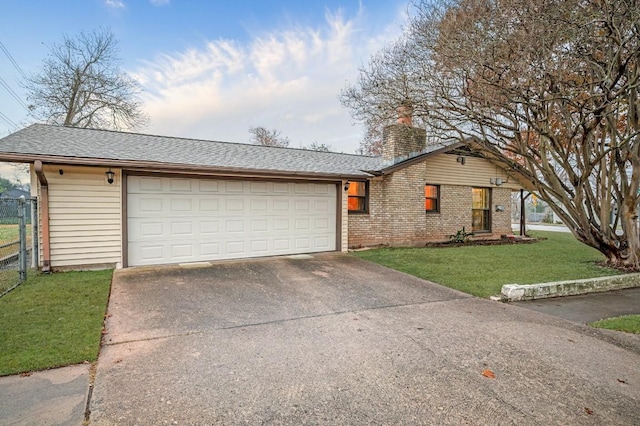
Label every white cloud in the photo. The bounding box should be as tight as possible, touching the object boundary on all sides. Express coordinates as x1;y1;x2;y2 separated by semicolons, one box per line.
131;7;404;153
104;0;125;9
150;0;170;6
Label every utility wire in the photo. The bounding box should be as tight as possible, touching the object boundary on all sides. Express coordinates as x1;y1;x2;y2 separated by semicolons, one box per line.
0;40;27;79
0;111;19;131
0;76;29;111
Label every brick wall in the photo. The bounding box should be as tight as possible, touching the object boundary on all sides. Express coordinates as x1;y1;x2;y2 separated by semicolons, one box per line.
382;124;427;163
347;160;514;248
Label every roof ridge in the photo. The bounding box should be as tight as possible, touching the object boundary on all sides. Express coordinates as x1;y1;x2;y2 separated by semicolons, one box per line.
29;123;378;159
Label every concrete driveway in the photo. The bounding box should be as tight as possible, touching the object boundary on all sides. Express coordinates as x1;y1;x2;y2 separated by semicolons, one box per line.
90;253;640;425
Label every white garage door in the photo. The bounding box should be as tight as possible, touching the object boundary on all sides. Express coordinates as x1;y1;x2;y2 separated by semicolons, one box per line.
127;176;337;266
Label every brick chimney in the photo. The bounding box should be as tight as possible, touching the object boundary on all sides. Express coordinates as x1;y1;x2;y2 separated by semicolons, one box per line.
382;101;426;163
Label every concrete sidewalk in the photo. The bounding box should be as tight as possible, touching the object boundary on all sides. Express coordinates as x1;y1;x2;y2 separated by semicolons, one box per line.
0;363;89;426
512;286;640;324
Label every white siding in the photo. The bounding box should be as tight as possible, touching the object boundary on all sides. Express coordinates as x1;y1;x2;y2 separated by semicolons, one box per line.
425;153;522;190
46;165;122;268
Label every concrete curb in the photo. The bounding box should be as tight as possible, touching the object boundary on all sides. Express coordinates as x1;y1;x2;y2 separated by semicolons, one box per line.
501;273;640;301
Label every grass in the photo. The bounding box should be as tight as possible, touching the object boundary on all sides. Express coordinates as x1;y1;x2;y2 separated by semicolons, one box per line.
354;231;620;298
0;223;32;244
0;223;33;259
591;315;640;334
0;270;112;376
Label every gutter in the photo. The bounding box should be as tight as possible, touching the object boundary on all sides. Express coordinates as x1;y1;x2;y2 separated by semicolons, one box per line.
0;153;374;181
34;160;51;273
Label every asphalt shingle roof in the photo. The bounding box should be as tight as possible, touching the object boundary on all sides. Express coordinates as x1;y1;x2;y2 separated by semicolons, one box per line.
0;124;386;178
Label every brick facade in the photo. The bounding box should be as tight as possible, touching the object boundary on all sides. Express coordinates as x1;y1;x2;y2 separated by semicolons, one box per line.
347;159;514;248
383;124;427;163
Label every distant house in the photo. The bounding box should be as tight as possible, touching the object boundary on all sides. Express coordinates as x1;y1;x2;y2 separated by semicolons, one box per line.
0;188;29;199
0;188;31;222
0;120;524;271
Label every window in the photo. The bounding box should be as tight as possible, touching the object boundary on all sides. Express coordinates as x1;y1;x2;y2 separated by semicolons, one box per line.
348;181;368;213
472;187;491;232
425;184;439;213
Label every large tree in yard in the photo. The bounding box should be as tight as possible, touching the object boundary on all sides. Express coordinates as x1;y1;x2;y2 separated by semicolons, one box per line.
249;126;290;147
341;0;640;268
25;28;147;130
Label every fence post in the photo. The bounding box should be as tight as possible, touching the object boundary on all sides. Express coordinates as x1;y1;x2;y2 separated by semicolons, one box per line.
18;195;27;282
31;197;38;268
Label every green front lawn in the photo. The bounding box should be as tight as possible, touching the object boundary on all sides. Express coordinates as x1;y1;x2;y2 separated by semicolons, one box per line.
0;270;112;376
354;231;620;298
591;315;640;334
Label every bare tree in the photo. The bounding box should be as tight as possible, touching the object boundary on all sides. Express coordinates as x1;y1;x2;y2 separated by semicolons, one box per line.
341;0;640;268
25;28;148;130
249;126;290;147
356;118;386;156
304;142;332;152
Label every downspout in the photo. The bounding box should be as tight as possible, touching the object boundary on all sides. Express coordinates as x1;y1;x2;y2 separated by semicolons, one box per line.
519;189;527;237
34;160;51;273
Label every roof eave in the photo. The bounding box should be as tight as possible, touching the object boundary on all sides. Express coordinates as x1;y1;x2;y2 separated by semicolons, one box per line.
376;141;466;175
0;153;372;181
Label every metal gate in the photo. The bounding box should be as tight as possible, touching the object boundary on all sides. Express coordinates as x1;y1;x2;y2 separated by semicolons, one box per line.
0;196;38;297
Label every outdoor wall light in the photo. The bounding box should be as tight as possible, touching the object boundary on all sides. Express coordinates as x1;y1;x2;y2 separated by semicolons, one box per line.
106;169;115;184
456;156;466;165
344;181;351;191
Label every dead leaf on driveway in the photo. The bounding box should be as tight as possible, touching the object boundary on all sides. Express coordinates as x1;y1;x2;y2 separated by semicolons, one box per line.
481;369;496;379
585;407;594;415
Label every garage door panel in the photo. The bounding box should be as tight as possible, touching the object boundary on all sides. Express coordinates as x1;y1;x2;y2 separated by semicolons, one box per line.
225;199;244;212
170;179;192;192
295;238;310;249
295;218;310;230
251;219;268;232
200;220;220;234
273;218;290;231
171;221;193;237
138;197;164;213
128;176;337;266
135;176;163;192
315;217;329;229
251;240;269;253
294;183;310;194
224;181;244;192
315;236;331;249
135;244;164;263
314;184;330;194
314;199;330;211
250;182;268;193
200;242;220;256
198;180;219;192
250;199;268;212
199;199;219;212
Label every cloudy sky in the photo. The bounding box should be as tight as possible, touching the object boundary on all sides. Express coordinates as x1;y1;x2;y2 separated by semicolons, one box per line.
0;0;409;178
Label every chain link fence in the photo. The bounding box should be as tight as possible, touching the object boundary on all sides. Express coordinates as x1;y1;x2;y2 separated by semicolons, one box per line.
0;196;38;297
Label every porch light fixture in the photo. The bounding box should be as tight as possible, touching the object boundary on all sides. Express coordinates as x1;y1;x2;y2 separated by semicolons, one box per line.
456;156;466;165
344;181;351;191
106;169;115;184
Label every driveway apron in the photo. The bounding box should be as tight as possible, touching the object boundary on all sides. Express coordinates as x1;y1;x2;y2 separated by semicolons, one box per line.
90;253;640;425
